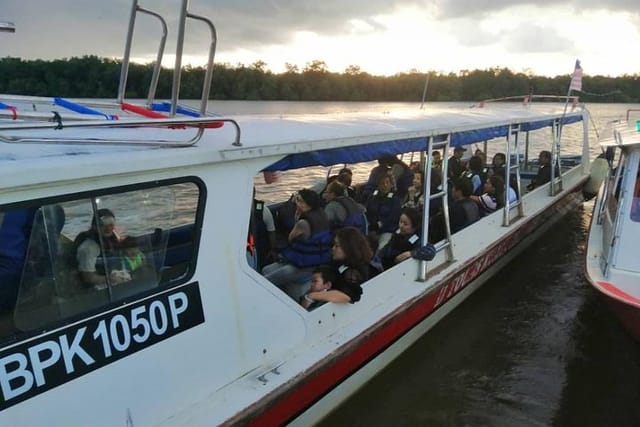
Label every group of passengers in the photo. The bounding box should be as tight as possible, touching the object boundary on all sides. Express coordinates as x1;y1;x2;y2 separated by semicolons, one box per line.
258;157;432;310
256;147;558;309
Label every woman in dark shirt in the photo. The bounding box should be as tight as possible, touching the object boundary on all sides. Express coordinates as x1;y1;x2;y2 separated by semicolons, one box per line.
379;207;421;270
303;227;372;305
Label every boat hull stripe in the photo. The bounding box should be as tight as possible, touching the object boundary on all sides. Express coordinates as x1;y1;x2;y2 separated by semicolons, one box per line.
598;282;640;307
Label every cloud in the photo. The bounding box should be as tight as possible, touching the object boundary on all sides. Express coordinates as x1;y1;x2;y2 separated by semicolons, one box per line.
2;0;415;60
433;0;638;18
502;23;574;53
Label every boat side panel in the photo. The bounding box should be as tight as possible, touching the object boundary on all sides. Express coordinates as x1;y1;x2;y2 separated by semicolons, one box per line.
0;159;309;426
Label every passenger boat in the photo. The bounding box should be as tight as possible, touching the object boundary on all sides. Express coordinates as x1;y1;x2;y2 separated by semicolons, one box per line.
0;2;592;426
585;112;640;340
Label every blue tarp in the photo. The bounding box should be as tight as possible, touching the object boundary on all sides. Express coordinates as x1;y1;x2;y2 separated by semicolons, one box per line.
263;114;583;172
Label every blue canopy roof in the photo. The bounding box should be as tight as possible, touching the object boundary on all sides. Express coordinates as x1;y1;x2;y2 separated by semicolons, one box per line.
263;114;582;172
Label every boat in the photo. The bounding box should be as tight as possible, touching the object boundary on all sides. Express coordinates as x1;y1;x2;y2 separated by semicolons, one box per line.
585;112;640;340
0;2;592;426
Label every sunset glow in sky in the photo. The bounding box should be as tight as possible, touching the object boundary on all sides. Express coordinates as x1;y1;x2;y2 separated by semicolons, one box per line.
2;0;640;77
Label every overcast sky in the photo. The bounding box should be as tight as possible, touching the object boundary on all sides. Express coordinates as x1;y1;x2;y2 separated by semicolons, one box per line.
1;0;639;77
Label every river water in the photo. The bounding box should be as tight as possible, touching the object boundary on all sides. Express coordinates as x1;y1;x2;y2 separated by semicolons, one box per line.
212;100;640;426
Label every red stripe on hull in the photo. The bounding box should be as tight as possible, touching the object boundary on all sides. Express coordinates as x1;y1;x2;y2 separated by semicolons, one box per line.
599;289;640;341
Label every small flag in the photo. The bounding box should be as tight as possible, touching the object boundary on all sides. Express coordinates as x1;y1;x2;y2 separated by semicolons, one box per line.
569;59;582;92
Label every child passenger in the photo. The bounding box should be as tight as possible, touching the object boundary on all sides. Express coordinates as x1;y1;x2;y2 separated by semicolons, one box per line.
120;236;145;274
300;265;336;310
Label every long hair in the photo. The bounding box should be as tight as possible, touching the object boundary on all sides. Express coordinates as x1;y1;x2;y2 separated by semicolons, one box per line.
334;227;372;266
489;175;506;208
297;189;322;210
400;206;422;231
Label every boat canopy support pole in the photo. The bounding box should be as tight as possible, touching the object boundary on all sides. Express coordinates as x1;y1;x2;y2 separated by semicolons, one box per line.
582;109;591;175
504;124;524;226
550;118;564;195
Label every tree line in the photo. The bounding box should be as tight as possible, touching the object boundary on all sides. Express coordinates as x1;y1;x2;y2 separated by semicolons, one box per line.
0;55;638;103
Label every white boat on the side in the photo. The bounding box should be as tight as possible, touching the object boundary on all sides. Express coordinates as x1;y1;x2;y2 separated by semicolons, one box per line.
585;113;640;340
0;2;592;426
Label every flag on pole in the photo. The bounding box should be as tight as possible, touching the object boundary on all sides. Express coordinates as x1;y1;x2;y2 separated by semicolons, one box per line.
569;59;582;92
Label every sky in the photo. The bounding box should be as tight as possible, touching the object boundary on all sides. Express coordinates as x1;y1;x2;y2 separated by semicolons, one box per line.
1;0;640;77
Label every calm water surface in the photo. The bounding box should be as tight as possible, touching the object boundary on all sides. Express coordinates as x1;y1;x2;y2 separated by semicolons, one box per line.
209;101;640;425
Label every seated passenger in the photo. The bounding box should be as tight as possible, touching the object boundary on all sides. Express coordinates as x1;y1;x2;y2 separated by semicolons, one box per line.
406;171;424;208
472;175;505;215
474;148;487;165
449;177;480;233
302;227;372;306
384;155;415;201
379;207;422;270
323;181;367;234
526;150;558;191
365;172;403;252
74;208;125;288
337;167;357;199
360;160;391;202
460;155;487;195
300;265;335;310
262;189;332;298
447;146;467;180
431;151;442;170
491;152;507;179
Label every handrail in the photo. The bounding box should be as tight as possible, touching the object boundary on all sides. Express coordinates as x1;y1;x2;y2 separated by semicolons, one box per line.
171;0;189;116
185;11;217;116
140;7;168;108
626;109;640;122
117;0;217;118
0;117;241;147
476;94;580;108
117;1;169;106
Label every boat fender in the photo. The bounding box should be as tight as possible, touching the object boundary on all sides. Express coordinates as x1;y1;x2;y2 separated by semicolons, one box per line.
583;157;609;200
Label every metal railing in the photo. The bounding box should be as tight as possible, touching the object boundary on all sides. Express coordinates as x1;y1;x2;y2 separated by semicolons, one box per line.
0;116;241;147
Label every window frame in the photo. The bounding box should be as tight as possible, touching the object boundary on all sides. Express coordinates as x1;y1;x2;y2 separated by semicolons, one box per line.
0;176;207;346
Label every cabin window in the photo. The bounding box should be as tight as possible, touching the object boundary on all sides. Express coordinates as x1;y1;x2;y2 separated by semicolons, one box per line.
631;159;640;222
605;152;625;219
0;180;202;344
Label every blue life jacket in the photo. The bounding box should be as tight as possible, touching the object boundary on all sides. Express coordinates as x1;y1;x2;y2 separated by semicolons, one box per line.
366;190;402;233
281;209;332;268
